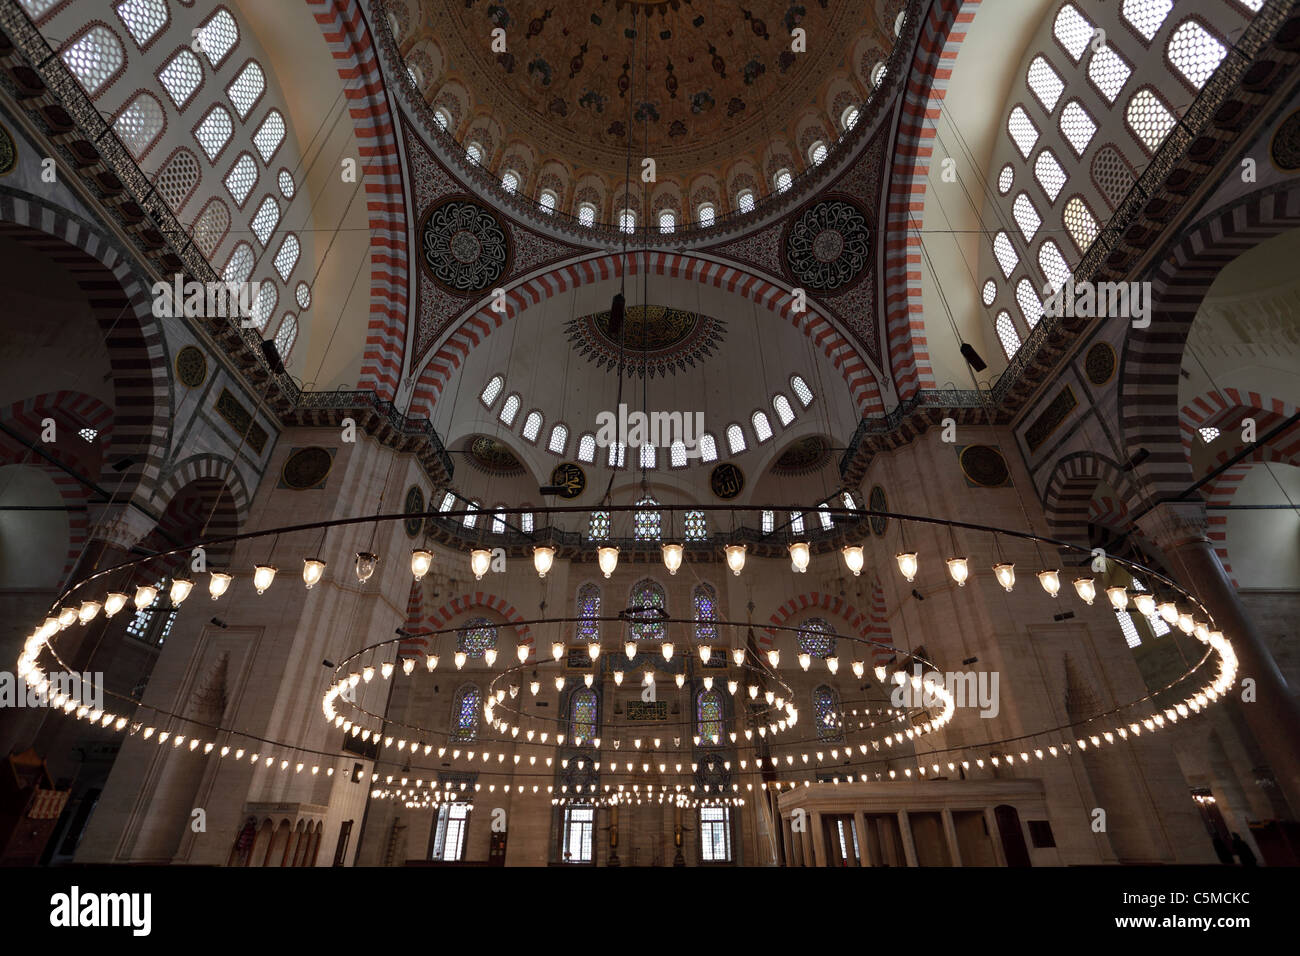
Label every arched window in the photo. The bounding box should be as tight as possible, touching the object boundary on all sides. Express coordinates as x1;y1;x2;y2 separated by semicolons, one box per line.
577;433;596;463
577;203;596;227
294;284;311;310
697;688;723;744
1059;100;1097;156
115;0;169;48
1007;106;1039;159
249;282;277;331
222;242;254;284
790;511;805;534
1012;193;1040;242
226;61;266;120
693;583;717;643
698;203;715;227
433;107;451;130
547;423;568;454
773;394;795;426
841;490;855;510
1167;19;1227;91
61;26;125;97
499;394;521;426
451;684;481;741
997;164;1014;194
462;501;479;529
808;141;828;165
736;189;755;214
273;314;297;359
762;510;775;533
18;0;58;21
114;93;164;159
195;8;239;67
698;433;718;463
629;579;666;641
224;152;257;206
480;375;504;408
992;231;1018;278
1016;278;1044;328
752;411;773;443
576;583;601;643
273;233;300;280
587;511;610;540
406;64;424;90
501;170;519;193
521;510;534;533
194;104;234;161
539;190;557;213
607;441;626;468
818;503;834;529
813;685;843;740
995;311;1020;359
774;168;793;192
684;510;706;539
634;496;661;541
457;617;497;659
1053;4;1093;63
726;424;746;455
1087;45;1132;104
254;110;286;163
658;210;676;234
1033;149;1067;202
1092;146;1136;209
981;279;997;306
1063;196;1100;253
790;374;814;406
522;410;543;442
491;507;506;534
619;208;636;233
670;440;687;467
841;105;859;131
278;169;295;198
639;443;656;470
157;149;200;211
192;198;230;258
1026;56;1064;112
250;195;280;246
1038;240;1071;292
870;61;887;88
798;618;836;658
1122;0;1173;43
569;688;598;741
1126;87;1177;153
159;48;203;109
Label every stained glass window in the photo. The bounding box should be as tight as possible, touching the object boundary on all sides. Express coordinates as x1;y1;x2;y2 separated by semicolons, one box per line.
684;510;707;540
1059;100;1097;156
700;806;731;861
813;685;843;740
629;579;666;641
522;411;543;442
1088;45;1132;104
670;440;687;467
697;688;723;744
1016;278;1044;328
694;584;718;643
251;195;280;246
222;243;254;283
1126;88;1177;152
1013;193;1041;243
981;279;997;306
607;441;626;468
569;688;597;740
588;511;609;540
452;684;480;741
1063;196;1099;253
458;617;496;659
737;190;755;214
639;443;656;469
578;203;596;227
491;507;506;534
1039;240;1071;292
273;314;297;358
576;583;601;642
634;496;661;540
1034;149;1067;203
799;618;837;658
224;152;257;206
996;311;1020;359
157;149;200;212
790;511;805;534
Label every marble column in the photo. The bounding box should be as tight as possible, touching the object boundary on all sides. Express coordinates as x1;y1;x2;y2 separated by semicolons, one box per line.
1137;502;1300;816
809;810;827;867
942;808;963;866
897;810;919;867
799;815;814;867
853;810;869;866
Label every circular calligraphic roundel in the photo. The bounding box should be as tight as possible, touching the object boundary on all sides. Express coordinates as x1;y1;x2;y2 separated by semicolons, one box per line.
403;485;425;538
549;462;586;500
419;197;511;294
281;447;333;490
784;197;871;293
710;463;745;500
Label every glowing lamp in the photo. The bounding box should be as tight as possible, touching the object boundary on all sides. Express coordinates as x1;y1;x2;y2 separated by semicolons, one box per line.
1133;593;1156;617
470;549;492;580
355;552;379;583
662;642;674;661
661;543;683;576
516;644;529;663
732;647;745;666
410;550;433;581
301;559;326;589
104;592;129;617
169;578;195;605
597;547;619;579
532;546;555;579
77;600;101;625
625;641;637;660
1037;569;1061;597
1158;601;1178;625
896;552;919;583
551;641;564;661
1178;612;1195;635
698;645;711;664
588;642;601;661
725;544;746;576
946;557;969;587
454;651;467;670
1106;586;1128;610
798;653;811;672
788;542;810;573
484;648;498;666
252;566;277;594
1073;577;1096;605
841;545;865;577
993;563;1016;592
766;649;780;667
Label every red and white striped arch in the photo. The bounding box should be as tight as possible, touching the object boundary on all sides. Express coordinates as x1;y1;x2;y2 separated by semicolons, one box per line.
762;581;894;664
408;251;884;418
398;587;534;659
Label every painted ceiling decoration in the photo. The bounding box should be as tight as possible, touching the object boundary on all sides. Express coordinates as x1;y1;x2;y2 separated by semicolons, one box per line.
770;435;832;476
564;303;726;377
467;435;526;476
418;197;512;294
783;196;871;293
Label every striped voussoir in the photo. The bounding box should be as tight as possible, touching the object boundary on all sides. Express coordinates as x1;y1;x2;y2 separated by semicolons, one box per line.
152;453;252;530
1179;388;1299;458
1121;183;1300;506
880;0;978;400
0;197;169;508
309;0;409;401
398;589;533;659
409;251;883;418
762;585;893;663
1041;451;1141;549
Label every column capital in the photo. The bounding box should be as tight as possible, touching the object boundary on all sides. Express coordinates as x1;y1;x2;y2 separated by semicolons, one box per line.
88;503;156;551
1134;500;1210;551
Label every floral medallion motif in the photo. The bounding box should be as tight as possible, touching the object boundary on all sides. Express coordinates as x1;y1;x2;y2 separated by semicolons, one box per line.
564;304;725;377
419;197;510;294
784;197;871;293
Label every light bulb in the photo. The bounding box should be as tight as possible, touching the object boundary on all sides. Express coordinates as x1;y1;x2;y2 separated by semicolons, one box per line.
896;552;918;582
302;559;326;589
1037;569;1061;597
1073;577;1096;605
662;642;674;661
698;645;711;664
103;592;129;617
1194;621;1210;641
410;549;433;581
454;651;467;670
470;549;492;580
77;600;101;624
426;655;438;671
597;546;619;578
703;676;713;690
946;557;969;587
484;648;498;666
516;644;529;663
355;552;378;583
614;670;624;685
993;562;1015;592
584;673;594;687
1134;593;1156;617
788;542;810;573
798;653;811;671
381;661;394;679
530;680;540;695
1158;601;1178;624
169;578;195;604
766;649;780;667
133;585;157;610
531;545;555;579
675;673;684;688
732;647;745;666
551;641;564;661
403;658;415;675
728;680;738;694
555;676;565;692
852;661;864;678
661;543;683;576
253;565;277;594
625;641;637;660
874;665;887;682
826;658;839;674
588;642;600;661
724;544;746;576
1106;586;1128;610
1178;612;1195;634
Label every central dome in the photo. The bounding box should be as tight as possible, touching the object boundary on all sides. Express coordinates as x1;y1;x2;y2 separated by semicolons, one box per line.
401;0;898;228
